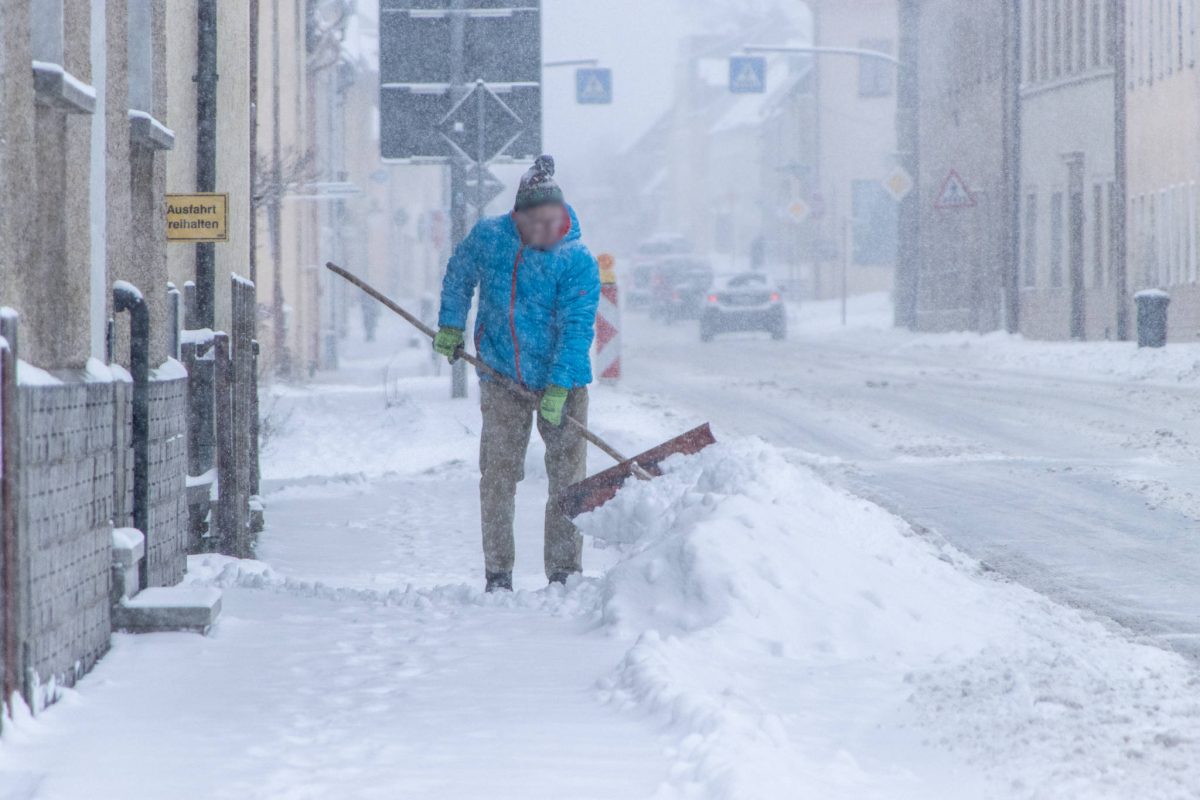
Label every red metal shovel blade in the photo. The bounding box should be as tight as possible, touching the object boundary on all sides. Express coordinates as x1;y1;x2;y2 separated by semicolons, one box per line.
558;423;717;519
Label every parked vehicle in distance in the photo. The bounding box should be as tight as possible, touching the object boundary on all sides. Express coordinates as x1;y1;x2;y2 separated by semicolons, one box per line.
700;272;787;342
626;234;692;309
649;257;715;323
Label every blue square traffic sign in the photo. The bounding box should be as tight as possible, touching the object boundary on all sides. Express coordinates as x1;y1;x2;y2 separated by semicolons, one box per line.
729;56;766;94
576;68;613;105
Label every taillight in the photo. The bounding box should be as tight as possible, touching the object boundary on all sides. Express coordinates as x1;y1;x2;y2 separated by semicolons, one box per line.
770;292;781;302
707;294;719;304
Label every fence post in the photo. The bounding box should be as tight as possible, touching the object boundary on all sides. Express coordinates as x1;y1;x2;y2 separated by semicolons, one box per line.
0;310;20;717
213;332;239;555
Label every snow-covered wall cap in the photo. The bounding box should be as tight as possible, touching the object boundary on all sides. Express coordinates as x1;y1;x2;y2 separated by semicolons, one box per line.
17;359;63;386
181;328;216;346
1134;289;1170;300
112;527;145;550
152;357;188;382
112;280;144;301
0;306;19;321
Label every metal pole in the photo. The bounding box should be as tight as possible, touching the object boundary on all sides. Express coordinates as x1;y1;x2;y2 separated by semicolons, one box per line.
894;0;921;329
449;0;469;399
249;0;259;286
1112;0;1130;340
270;0;288;375
842;217;849;326
1001;0;1023;333
195;0;219;329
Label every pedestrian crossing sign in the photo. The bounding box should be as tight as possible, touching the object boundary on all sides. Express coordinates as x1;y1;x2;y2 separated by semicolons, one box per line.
729;56;767;94
933;169;975;209
575;68;613;105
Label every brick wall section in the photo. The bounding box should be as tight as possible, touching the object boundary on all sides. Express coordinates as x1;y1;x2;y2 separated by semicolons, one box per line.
19;382;115;688
146;375;187;586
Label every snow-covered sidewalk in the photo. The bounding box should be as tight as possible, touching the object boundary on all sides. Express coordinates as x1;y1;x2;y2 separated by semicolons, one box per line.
4;320;1200;799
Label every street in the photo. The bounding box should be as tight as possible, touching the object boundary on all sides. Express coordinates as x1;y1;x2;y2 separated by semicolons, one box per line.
624;293;1200;657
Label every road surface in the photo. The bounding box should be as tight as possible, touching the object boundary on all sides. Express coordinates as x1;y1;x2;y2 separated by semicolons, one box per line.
622;298;1200;657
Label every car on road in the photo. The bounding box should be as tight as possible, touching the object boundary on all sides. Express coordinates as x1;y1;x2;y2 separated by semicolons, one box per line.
626;234;692;309
699;272;787;342
649;257;715;323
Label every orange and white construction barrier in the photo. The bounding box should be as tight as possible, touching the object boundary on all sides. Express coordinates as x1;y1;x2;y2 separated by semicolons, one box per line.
594;253;621;382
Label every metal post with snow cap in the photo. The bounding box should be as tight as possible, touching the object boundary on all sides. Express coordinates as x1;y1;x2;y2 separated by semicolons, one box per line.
594;253;621;383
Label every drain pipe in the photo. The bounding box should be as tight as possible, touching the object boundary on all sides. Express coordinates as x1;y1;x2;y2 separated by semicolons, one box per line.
195;0;219;328
113;282;150;590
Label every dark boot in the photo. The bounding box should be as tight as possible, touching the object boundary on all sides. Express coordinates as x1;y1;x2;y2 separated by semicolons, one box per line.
485;571;512;593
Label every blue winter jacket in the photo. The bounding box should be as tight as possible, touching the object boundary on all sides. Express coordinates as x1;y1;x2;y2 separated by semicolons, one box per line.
438;206;600;391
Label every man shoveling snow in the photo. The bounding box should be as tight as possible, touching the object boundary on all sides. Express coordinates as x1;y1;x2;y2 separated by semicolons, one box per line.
433;155;601;593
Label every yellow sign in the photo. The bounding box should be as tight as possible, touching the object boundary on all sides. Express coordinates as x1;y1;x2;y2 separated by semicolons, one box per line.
166;193;228;243
597;253;617;284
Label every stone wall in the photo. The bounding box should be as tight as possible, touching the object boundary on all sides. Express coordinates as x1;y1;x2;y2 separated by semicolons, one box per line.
18;381;116;693
14;369;189;701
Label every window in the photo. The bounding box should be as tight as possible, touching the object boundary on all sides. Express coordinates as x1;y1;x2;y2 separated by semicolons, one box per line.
1179;0;1186;70
1084;0;1094;69
1052;0;1063;77
1040;0;1051;80
851;180;897;266
1092;0;1102;68
857;39;894;98
1108;181;1118;285
31;0;94;113
1028;0;1039;80
128;0;153;113
1092;184;1105;287
1150;0;1157;79
126;0;172;149
1070;0;1080;71
1024;193;1039;287
1189;0;1197;67
1051;192;1065;287
1189;182;1198;282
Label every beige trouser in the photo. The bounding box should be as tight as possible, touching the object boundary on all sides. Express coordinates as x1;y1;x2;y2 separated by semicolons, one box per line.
479;380;588;578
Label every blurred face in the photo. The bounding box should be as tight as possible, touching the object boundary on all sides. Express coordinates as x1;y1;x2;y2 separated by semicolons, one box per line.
514;204;566;249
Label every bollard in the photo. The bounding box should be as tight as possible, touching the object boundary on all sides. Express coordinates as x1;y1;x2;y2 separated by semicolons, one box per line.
594;253;621;382
1135;289;1170;348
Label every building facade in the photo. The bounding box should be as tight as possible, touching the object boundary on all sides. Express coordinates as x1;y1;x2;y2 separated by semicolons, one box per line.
1;0;188;710
1126;0;1200;340
808;0;900;300
912;0;1020;332
1019;0;1122;340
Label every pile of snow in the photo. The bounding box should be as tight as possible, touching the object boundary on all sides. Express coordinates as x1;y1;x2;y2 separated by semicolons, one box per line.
579;438;1200;798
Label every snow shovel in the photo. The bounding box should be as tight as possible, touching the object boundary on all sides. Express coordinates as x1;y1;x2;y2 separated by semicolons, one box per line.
325;262;715;517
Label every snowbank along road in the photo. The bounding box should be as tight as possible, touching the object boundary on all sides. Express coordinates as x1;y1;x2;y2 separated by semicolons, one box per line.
624;293;1200;661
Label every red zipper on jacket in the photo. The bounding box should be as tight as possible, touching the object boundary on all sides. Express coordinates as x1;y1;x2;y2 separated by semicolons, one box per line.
509;245;526;385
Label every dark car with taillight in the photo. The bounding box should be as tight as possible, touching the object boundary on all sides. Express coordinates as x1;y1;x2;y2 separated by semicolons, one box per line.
649;257;715;323
700;273;787;341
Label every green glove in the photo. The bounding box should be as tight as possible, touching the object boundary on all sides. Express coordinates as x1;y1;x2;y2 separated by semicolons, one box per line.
433;327;464;362
539;385;569;427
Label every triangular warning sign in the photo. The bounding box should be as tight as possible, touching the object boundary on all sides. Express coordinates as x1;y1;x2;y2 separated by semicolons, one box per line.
933;169;975;209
